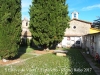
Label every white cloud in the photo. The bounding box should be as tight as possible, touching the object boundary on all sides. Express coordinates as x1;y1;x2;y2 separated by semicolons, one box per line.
82;4;100;11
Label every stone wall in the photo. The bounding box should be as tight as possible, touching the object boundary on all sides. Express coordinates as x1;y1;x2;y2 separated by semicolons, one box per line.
21;18;32;44
65;20;91;36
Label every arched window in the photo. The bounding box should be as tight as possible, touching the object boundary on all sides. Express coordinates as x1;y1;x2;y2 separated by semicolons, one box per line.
74;13;76;18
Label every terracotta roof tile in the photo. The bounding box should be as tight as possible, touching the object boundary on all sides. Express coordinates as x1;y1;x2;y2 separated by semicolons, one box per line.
70;18;92;24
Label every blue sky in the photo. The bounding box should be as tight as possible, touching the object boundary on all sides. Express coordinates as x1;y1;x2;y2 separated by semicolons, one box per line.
21;0;100;22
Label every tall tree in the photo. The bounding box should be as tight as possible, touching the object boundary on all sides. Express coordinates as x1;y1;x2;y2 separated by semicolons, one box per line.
92;17;100;29
0;0;21;59
29;0;70;49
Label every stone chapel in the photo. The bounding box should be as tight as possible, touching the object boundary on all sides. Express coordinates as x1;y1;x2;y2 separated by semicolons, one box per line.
21;11;92;48
21;18;32;45
61;11;92;48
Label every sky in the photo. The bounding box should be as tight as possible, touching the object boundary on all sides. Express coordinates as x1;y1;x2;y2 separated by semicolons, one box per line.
21;0;100;22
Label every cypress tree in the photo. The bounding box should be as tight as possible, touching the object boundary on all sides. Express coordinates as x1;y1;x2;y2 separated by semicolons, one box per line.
29;0;70;49
92;17;100;29
0;0;21;59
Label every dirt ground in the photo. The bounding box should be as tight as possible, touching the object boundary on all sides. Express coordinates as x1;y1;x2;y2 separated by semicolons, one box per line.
0;50;54;66
33;50;54;54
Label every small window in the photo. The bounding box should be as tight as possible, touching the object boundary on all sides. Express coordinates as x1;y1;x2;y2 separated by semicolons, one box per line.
76;41;80;44
26;22;28;26
92;36;94;42
67;37;70;40
73;26;76;29
74;13;76;18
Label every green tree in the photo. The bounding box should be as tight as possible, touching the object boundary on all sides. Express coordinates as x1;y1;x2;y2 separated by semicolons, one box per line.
0;0;21;59
92;17;100;29
29;0;70;49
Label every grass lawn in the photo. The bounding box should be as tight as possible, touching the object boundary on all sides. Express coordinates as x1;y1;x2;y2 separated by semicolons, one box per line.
0;48;96;75
15;47;36;59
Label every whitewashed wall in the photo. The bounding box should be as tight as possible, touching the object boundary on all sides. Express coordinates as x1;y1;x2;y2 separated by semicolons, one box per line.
83;33;100;57
61;37;67;47
95;34;100;56
61;36;82;47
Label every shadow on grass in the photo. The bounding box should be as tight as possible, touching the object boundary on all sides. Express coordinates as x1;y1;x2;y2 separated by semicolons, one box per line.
30;45;57;51
7;46;27;60
64;48;97;75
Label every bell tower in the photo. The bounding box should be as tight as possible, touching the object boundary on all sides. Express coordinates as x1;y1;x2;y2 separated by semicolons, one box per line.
71;11;79;19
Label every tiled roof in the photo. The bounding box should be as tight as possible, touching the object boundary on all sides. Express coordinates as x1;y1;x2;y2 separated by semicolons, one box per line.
64;33;84;37
89;28;100;34
70;18;92;24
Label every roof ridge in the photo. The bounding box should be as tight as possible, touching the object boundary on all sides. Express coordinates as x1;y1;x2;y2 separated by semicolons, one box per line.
71;18;92;24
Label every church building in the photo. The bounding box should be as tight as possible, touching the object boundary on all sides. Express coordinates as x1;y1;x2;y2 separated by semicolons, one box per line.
61;11;92;48
21;18;32;45
21;11;92;48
